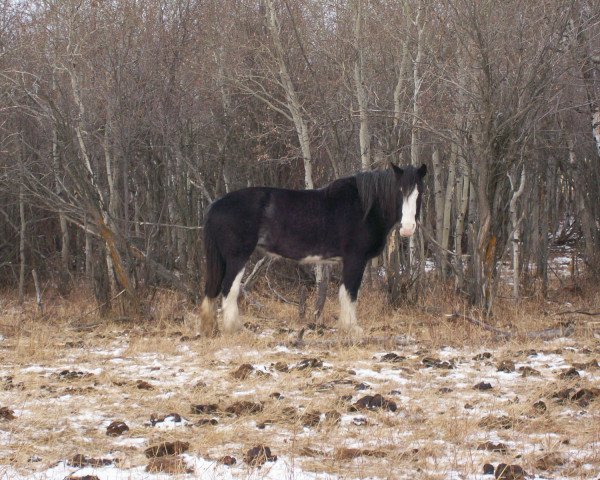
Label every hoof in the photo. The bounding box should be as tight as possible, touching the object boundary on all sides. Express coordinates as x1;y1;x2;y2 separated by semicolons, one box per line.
200;323;220;338
199;297;218;337
221;321;244;335
338;323;364;339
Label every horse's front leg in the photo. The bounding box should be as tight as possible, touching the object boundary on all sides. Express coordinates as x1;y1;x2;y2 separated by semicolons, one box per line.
339;256;367;338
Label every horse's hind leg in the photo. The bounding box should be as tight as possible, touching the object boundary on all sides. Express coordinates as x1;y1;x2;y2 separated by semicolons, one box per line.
201;216;226;337
200;297;218;337
221;258;248;334
339;256;367;338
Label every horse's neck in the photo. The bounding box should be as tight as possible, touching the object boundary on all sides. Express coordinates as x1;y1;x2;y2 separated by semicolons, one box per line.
367;203;398;234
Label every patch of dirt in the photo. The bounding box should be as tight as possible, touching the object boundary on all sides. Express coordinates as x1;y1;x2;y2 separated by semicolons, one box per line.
144;441;190;458
57;370;92;380
67;454;115;468
497;360;516;372
219;455;236;466
149;413;185;426
477;441;508;453
136;380;154;390
494;463;527;480
473;381;493;391
295;358;324;370
190;403;218;414
224;400;263;415
106;420;129;436
421;356;455;369
244;445;277;466
380;352;405;363
146;456;194;474
334;448;387;460
0;406;15;420
231;363;254;380
351;394;397;412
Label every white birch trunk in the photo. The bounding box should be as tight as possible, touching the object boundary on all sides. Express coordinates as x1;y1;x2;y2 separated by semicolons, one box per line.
52;76;70;290
509;167;526;300
102;129;119;298
265;0;314;189
456;160;470;240
441;151;456;274
575;0;600;158
264;0;324;316
134;194;141;238
431;146;444;274
432;145;456;278
409;1;425;272
410;2;424;168
67;53;134;298
454;161;470;289
18;184;26;305
392;1;410;137
432;147;444;244
85;214;92;279
568;138;596;263
353;0;370;170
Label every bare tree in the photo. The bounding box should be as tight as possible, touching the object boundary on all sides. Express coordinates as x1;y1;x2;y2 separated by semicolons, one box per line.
0;0;594;320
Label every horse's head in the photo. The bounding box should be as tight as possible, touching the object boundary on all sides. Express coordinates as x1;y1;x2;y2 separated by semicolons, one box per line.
391;163;427;237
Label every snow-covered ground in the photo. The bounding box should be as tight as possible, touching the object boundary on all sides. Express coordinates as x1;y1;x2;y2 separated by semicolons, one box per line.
1;323;598;480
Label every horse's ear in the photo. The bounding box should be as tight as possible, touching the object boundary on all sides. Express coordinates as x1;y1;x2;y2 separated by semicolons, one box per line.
418;163;427;178
390;163;403;180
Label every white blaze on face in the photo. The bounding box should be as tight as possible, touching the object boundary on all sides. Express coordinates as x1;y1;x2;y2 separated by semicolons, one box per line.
400;187;419;237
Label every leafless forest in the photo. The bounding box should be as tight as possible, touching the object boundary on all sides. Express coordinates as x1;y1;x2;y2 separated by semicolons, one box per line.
0;0;599;314
2;2;600;479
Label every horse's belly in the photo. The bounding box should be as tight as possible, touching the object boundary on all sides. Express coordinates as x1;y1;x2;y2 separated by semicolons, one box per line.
298;255;341;264
257;213;343;262
261;246;341;264
258;237;341;264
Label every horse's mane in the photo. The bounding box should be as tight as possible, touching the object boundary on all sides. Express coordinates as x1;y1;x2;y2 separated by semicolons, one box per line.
355;169;398;221
354;165;421;221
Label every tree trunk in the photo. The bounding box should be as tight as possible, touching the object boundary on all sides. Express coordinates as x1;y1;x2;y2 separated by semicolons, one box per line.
573;0;600;274
52;76;70;295
392;0;410;147
265;0;314;189
509;167;526;301
93;241;111;316
538;159;552;297
68;56;135;304
441;150;456;276
18;184;26;305
264;0;325;316
408;1;425;292
85;214;93;281
575;0;600;159
431;146;444;274
568;137;596;268
353;0;370;170
471;151;495;313
454;159;470;291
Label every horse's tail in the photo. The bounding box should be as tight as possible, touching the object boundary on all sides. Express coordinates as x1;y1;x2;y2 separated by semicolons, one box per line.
203;216;225;298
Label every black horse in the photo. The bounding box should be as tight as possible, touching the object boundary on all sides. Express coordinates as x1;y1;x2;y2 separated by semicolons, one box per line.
200;163;427;337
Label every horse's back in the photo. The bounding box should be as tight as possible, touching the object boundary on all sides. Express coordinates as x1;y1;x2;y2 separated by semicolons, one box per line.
205;180;365;260
260;181;363;259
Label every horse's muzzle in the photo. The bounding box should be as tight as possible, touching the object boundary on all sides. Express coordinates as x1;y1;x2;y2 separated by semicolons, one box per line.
399;224;416;237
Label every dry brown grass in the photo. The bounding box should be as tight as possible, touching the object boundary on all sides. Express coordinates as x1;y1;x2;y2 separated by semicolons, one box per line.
0;280;599;479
